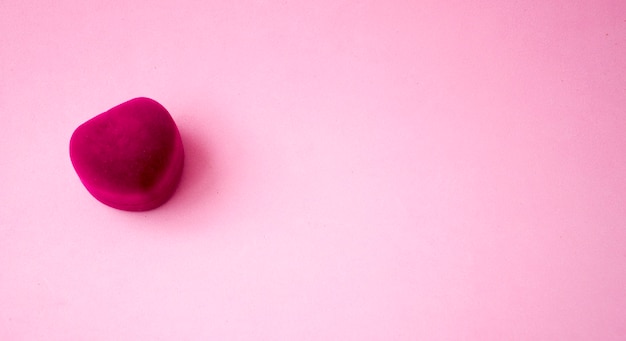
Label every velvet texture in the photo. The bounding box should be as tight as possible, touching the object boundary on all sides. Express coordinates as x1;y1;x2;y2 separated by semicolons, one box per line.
70;98;184;211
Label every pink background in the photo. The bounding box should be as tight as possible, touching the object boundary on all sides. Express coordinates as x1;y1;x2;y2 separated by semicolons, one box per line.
2;1;626;339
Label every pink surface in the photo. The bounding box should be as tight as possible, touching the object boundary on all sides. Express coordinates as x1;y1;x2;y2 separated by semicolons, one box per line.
1;1;626;339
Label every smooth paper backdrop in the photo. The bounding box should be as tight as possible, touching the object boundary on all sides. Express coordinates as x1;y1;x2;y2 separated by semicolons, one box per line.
1;1;625;340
